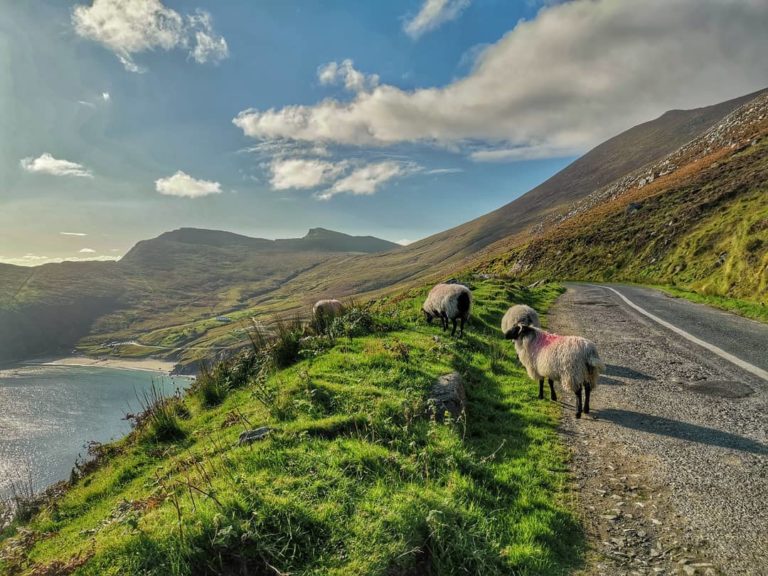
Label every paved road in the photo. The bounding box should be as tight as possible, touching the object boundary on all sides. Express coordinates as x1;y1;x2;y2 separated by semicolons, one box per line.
600;284;768;379
549;284;768;576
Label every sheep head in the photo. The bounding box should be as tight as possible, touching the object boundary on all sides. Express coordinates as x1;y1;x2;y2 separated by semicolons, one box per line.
505;323;534;341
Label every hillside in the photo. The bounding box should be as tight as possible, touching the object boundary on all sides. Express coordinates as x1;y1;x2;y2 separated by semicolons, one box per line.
0;279;579;576
354;87;768;267
0;229;398;364
482;93;768;315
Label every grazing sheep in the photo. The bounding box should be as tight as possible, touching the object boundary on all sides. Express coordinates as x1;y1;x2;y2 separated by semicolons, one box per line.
313;299;344;322
505;324;604;418
422;283;472;337
501;304;547;396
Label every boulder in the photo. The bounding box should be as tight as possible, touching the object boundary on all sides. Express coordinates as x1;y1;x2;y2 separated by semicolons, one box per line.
238;426;272;445
428;372;466;422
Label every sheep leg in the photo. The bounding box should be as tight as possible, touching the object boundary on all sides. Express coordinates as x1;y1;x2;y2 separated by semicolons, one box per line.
451;318;458;337
548;378;557;401
459;316;465;337
575;385;583;419
538;379;544;399
584;381;591;414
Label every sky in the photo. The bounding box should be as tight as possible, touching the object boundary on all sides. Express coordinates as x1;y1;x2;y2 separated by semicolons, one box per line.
1;0;767;266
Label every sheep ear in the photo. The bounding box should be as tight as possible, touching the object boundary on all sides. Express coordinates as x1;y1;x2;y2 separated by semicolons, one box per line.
505;326;520;340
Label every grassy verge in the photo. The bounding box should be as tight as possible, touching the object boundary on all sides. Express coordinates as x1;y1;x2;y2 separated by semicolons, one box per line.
650;284;768;324
1;278;581;576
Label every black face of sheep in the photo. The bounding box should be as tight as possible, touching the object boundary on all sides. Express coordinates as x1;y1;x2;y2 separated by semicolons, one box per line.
505;324;533;340
424;310;434;324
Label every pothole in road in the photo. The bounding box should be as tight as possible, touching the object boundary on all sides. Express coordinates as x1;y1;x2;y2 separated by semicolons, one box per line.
681;379;754;398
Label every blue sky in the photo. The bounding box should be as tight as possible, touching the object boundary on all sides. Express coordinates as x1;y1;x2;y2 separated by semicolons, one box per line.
2;0;767;265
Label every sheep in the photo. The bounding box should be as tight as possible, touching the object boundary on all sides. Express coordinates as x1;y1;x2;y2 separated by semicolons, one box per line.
422;283;472;337
313;299;344;331
505;324;604;418
501;304;549;396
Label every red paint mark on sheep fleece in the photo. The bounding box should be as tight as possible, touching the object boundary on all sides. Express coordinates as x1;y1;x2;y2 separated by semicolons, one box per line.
534;332;562;352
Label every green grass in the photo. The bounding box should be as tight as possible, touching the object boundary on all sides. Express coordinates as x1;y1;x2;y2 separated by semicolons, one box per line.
650;284;768;324
0;278;581;576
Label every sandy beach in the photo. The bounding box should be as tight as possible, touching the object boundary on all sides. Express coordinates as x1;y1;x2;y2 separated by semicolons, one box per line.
36;356;178;374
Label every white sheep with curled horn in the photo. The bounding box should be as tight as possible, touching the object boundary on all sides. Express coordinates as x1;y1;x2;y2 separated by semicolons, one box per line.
422;283;472;337
501;304;556;400
505;323;604;418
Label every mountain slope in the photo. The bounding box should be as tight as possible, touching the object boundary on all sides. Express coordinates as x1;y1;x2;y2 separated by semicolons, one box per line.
0;279;580;576
122;227;399;267
482;92;768;311
0;229;398;364
387;88;768;263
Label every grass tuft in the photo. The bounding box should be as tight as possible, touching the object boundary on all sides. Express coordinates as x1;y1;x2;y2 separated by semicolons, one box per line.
129;383;187;443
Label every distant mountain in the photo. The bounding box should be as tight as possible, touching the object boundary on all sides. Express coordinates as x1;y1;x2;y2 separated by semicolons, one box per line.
122;227;398;269
283;228;399;253
0;228;397;364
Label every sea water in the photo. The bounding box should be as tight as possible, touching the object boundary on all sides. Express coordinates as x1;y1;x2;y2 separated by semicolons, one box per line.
0;364;191;498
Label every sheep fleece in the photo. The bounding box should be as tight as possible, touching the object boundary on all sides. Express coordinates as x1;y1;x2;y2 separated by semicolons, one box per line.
516;329;604;393
423;284;472;320
313;299;344;317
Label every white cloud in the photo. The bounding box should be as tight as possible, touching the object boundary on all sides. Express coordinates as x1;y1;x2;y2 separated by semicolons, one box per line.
268;157;419;198
470;143;580;162
155;171;222;198
269;158;348;190
20;153;93;178
241;140;331;160
60;232;88;237
78;92;110;108
188;10;229;64
235;0;768;161
424;167;463;174
404;0;470;39
396;238;413;246
0;254;119;267
79;248;96;253
72;0;228;72
319;162;410;200
318;59;379;93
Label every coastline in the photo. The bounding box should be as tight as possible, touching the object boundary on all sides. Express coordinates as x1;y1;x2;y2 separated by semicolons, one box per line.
29;356;178;374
